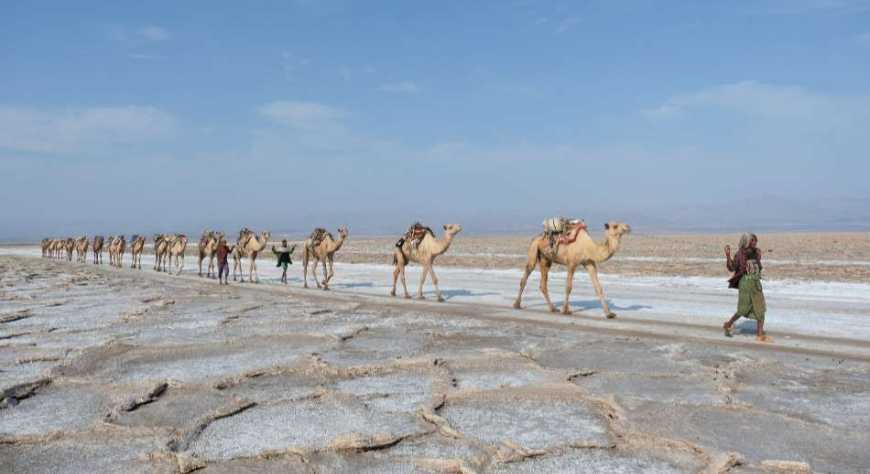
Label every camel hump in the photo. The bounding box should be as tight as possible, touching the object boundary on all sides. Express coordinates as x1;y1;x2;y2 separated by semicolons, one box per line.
309;228;332;245
238;228;253;246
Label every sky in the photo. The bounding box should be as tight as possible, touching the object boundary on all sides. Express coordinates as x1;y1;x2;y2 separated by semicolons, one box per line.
2;0;870;240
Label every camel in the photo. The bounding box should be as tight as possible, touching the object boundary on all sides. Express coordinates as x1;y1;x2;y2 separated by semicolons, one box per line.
41;239;50;258
50;239;62;259
109;236;126;268
129;235;146;269
302;226;348;290
106;236;116;266
232;228;271;283
197;230;223;278
92;236;105;264
75;236;89;263
168;234;188;275
153;234;170;272
513;221;631;318
65;238;75;262
391;224;462;301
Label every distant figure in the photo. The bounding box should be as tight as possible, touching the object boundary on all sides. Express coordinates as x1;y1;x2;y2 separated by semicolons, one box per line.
216;238;235;285
723;233;770;342
272;239;296;284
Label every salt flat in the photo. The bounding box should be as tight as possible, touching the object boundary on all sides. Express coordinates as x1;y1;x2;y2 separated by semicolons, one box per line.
2;251;869;472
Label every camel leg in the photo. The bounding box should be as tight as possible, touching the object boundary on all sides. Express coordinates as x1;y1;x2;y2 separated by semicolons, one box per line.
400;264;411;298
416;263;430;300
198;255;203;277
429;265;444;302
323;257;334;290
320;259;329;290
585;263;615;318
390;266;398;296
513;251;539;309
302;248;310;289
312;258;322;289
177;254;184;275
562;264;577;315
538;260;557;313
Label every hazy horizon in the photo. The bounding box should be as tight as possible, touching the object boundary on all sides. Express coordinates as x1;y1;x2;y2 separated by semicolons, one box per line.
2;1;869;240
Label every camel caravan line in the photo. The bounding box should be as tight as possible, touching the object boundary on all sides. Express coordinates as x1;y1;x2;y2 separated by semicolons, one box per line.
40;217;631;318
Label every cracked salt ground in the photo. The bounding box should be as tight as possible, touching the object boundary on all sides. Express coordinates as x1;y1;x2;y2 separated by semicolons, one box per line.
318;329;428;368
188;394;430;461
0;382;107;437
3;256;870;472
53;336;332;385
108;386;238;429
572;372;726;408
447;355;566;391
732;364;870;429
384;432;489;467
486;449;684;473
441;391;612;451
629;402;869;472
336;370;441;413
0;430;172;473
216;370;331;404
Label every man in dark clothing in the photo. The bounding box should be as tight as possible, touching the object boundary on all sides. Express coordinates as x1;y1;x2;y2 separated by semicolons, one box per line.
272;239;295;284
216;238;235;285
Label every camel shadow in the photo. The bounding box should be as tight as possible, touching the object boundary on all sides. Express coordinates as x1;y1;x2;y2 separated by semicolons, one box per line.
439;289;500;301
332;282;375;289
569;299;652;312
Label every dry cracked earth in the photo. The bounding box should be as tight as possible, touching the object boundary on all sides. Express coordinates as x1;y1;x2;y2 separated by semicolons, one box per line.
1;255;868;473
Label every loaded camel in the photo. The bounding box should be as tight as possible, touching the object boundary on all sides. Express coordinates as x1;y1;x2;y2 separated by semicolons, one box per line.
232;228;270;283
168;234;188;275
75;236;89;263
391;224;462;302
52;239;65;259
302;226;348;290
129;235;146;270
153;234;169;271
513;221;631;318
64;238;75;262
92;236;105;264
198;230;223;278
109;236;126;268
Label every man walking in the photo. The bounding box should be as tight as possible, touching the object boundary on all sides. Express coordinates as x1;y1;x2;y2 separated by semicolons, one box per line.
272;239;295;284
216;238;235;285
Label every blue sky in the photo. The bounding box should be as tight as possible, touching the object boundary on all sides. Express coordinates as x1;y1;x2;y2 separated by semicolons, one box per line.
2;0;869;238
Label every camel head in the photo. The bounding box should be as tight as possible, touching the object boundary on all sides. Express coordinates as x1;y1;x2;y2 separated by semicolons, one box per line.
337;226;349;240
442;224;463;237
603;222;631;238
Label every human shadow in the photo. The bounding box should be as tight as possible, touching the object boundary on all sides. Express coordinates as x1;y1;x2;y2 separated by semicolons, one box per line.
732;319;761;335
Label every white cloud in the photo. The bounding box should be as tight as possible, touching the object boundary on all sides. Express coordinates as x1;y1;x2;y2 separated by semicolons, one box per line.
643;81;870;125
258;101;347;129
749;0;870;15
0;105;177;154
379;81;419;94
139;26;170;41
555;17;580;34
